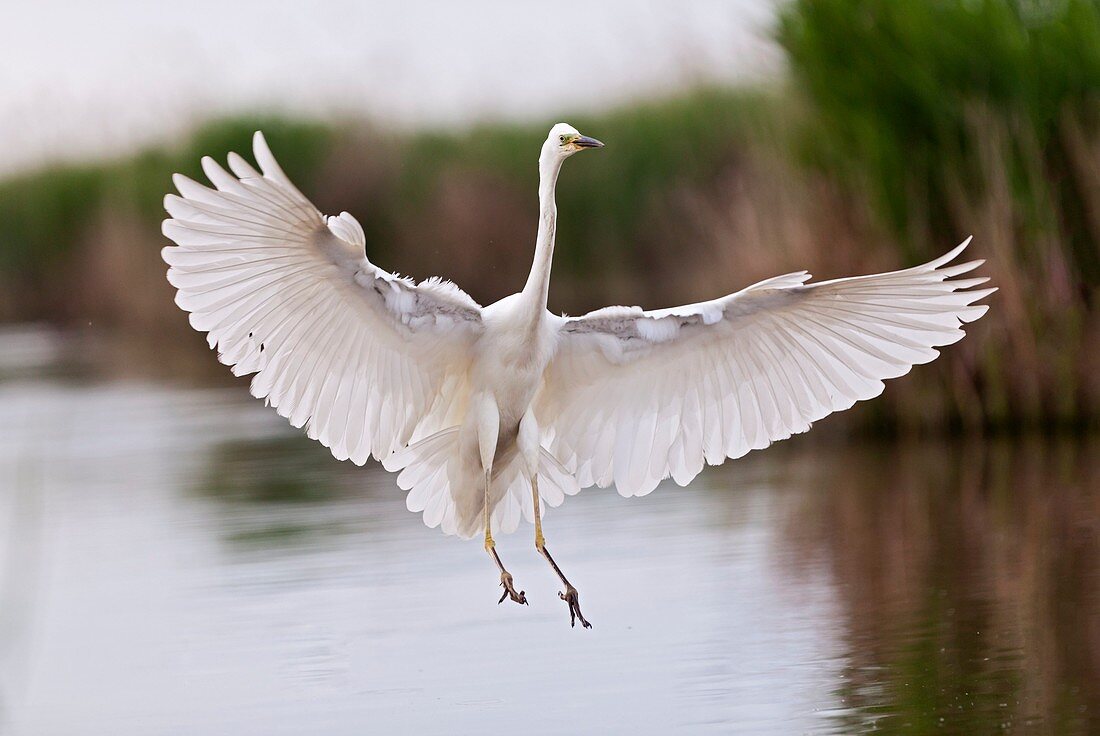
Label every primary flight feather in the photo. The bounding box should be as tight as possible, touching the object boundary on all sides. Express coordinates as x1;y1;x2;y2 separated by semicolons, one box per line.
161;123;993;628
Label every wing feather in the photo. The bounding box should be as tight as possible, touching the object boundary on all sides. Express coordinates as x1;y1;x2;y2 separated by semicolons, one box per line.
537;239;993;497
162;131;483;464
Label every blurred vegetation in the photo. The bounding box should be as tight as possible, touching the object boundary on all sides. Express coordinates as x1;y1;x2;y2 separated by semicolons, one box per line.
0;0;1096;432
777;0;1100;431
0;117;334;320
780;0;1100;275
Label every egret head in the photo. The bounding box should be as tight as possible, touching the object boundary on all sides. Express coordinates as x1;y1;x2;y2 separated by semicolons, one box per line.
545;123;604;160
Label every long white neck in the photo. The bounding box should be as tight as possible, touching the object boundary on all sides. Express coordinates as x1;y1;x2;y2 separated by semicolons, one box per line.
520;146;563;311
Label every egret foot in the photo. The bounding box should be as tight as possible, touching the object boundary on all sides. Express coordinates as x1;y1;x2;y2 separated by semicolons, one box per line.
559;584;592;629
487;544;527;606
537;543;592;629
498;570;528;605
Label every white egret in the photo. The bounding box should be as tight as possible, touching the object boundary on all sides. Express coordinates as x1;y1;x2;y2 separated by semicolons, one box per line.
161;123;993;628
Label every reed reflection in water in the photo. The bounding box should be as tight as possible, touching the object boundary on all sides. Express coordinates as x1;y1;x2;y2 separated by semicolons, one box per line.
787;439;1099;733
0;374;1095;734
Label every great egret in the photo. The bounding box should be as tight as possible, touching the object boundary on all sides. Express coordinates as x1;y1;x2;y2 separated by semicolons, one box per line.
161;123;993;628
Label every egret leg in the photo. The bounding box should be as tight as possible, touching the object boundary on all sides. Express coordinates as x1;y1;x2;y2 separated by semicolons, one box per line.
485;469;526;606
532;475;592;629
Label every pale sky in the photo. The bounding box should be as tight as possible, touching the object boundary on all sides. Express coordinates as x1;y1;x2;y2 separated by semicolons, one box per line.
0;0;781;174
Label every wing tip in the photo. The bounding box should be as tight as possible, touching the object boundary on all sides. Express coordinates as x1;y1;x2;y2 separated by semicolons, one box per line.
960;303;991;323
928;236;974;269
253;130;273;162
171;172;193;193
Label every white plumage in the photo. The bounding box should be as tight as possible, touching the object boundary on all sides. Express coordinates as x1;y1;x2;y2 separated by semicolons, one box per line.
162;124;994;543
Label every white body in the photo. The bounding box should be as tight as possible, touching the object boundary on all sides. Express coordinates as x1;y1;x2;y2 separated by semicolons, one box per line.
454;295;560;533
161;124;994;540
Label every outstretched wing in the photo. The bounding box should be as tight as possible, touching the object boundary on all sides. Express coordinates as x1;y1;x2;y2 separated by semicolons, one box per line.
162;132;483;464
536;239;993;496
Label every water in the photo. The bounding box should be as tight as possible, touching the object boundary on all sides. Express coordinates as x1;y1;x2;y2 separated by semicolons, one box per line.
0;338;1096;734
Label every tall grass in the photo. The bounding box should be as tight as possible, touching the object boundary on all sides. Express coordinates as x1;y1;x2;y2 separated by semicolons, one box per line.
778;0;1100;277
777;0;1100;430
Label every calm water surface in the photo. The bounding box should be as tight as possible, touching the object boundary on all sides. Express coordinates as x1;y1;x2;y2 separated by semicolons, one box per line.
0;338;1096;734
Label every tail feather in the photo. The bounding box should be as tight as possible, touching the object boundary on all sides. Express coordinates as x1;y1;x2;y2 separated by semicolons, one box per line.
383;428;581;539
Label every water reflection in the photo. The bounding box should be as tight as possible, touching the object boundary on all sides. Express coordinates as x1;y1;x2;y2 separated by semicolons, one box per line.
200;436;341;505
787;439;1099;733
0;368;1096;734
196;436;351;549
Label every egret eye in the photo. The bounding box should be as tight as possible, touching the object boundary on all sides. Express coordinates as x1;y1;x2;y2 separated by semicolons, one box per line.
559;135;566;143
